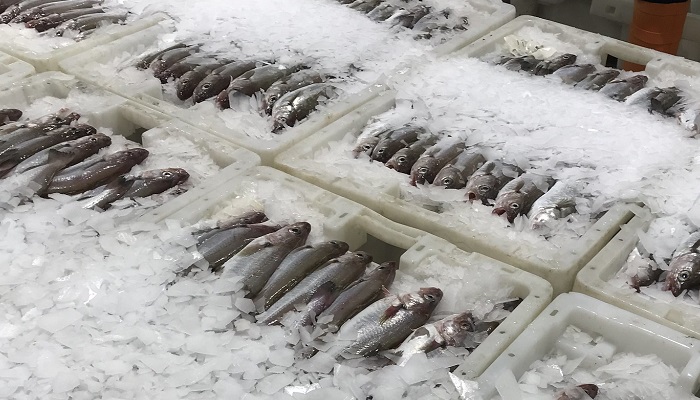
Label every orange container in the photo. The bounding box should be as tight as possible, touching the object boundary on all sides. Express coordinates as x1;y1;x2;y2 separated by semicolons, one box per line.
622;0;690;71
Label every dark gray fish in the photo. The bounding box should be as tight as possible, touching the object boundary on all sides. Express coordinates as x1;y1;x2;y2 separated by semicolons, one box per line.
410;140;466;186
13;132;111;175
154;56;216;84
433;152;486;189
385;136;439;174
175;62;225;101
81;174;133;210
0;0;22;14
649;87;682;116
192;60;257;103
367;3;396;21
46;148;149;195
574;69;620;91
135;43;188;70
0;109;22;125
122;168;189;199
262;70;324;115
665;232;700;297
317;261;398;332
394;312;475;366
348;0;381;13
370;124;425;163
557;384;599;400
289;281;343;329
257;251;373;325
24;149;76;195
387;5;431;29
216;64;299;110
502;55;538;73
270;83;337;132
220;222;311;296
600;75;649;101
14;0;101;23
0;112;80;150
191;211;268;244
552;64;596;85
352;128;391;159
0;0;56;23
492;173;554;223
147;46;198;77
533;53;576;76
253;240;350;309
0;109;78;135
464;161;522;205
54;12;127;36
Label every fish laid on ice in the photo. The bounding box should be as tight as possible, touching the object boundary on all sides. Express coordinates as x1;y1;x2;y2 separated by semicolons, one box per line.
352;128;391;159
217;63;299;110
370;124;425;163
528;181;578;229
464;160;521;205
270;83;337;133
262;70;324;115
393;312;475;366
600;75;649;101
192;60;257;103
574;69;620;91
492;173;554;223
385;135;438;174
13;133;110;175
433;152;486;189
552;64;596;85
533;53;576;76
664;232;700;296
410;139;466;186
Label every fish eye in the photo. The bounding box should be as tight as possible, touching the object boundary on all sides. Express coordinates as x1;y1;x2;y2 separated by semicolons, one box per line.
202;83;210;89
460;322;470;329
362;144;372;150
418;167;428;174
679;271;691;281
478;185;490;194
425;294;435;301
162;171;173;178
268;95;277;103
355;253;366;258
397;156;406;163
89;137;97;142
442;178;453;186
510;203;520;209
289;227;301;234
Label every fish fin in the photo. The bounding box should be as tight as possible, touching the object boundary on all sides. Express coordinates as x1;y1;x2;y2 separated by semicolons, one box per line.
378;303;404;325
311;281;338;305
381;286;393;297
482;161;495;174
513;180;525;192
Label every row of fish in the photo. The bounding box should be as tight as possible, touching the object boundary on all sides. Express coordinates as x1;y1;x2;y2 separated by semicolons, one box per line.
336;0;470;41
0;0;127;39
352;123;579;227
135;44;338;133
0;108;189;209
175;210;518;364
496;52;700;135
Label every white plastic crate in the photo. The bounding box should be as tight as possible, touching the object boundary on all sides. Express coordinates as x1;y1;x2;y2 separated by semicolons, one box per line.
469;292;700;399
0;71;261;218
0;13;170;73
274;91;650;296
0;50;34;88
142;165;553;380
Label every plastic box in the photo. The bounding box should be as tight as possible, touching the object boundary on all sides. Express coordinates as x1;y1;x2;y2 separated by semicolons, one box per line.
0;50;35;88
142;165;553;380
470;292;700;399
0;13;170;73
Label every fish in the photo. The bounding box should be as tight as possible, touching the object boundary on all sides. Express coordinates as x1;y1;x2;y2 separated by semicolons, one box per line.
12;132;111;175
154;56;217;84
492;173;554;223
502;55;539;73
219;222;311;296
552;64;597;85
216;63;298;110
13;0;101;23
270;83;337;132
0;0;22;14
176;62;225;101
22;149;77;195
257;251;373;325
0;109;79;135
393;312;475;366
335;287;442;357
192;60;257;103
54;12;127;36
288;281;343;329
574;69;620;91
27;7;105;31
387;5;431;29
465;161;522;205
664;232;700;296
135;43;188;70
191;210;268;244
253;240;350;309
649;86;682;116
533;53;577;76
148;46;198;77
528;181;578;228
366;3;396;21
557;384;599;400
410;140;466;186
0;109;22;125
352;128;391;159
0;0;57;23
600;75;649;101
370;124;425;163
317;261;398;332
385;136;439;174
261;70;324;115
433;152;486;189
0;112;81;150
626;246;664;292
46;148;149;195
348;0;382;13
80;174;134;210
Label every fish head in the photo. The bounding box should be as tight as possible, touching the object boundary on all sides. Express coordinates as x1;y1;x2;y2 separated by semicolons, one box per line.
493;191;526;222
326;240;350;255
411;287;443;314
74;133;112;152
140;168;190;187
262;91;282;115
348;251;373;266
556;53;577;67
385;150;414;174
441;312;476;344
631;75;649;86
465;174;497;202
370;261;398;286
352;137;380;158
276;222;312;247
370;138;398;163
409;158;439;186
176;70;204;100
665;253;700;296
271;105;295;133
434;167;463;189
193;75;227;103
109;148;150;165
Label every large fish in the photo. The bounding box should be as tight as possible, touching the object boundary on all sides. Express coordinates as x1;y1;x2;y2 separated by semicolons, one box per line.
574;69;620;91
527;180;578;229
270;83;336;132
192;60;257;103
664;232;700;297
600;75;649;101
46;148;149;195
220;222;311;296
0;109;22;126
12;132;111;175
261;70;324;115
433;151;485;189
370;124;424;163
257;251;372;325
385;136;438;174
552;64;596;85
492;173;554;223
216;63;298;110
253;240;350;309
533;53;576;76
393;312;475;366
464;161;521;205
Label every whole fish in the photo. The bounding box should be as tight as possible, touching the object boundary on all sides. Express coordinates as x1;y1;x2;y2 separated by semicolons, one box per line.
492;173;554;223
433;152;486;189
155;56;217;84
370;124;424;163
367;3;396;21
0;0;57;23
257;251;373;325
147;45;198;77
192;60;257;103
600;75;649;101
557;384;599;400
0;112;81;149
410;140;466;185
13;0;101;23
649;87;682;116
385;136;439;174
387;5;431;29
261;70;324;115
216;63;298;110
28;8;105;31
464;161;522;205
46;148;149;195
80;174;132;210
665;232;700;296
253;240;350;309
270;83;337;132
533;53;576;76
502;55;538;73
0;109;78;135
317;261;398;332
13;132;111;175
136;43;188;70
0;109;22;125
394;312;475;366
175;62;225;101
220;222;311;296
552;64;596;85
528;181;578;228
54;12;127;36
191;210;268;244
23;148;76;195
348;0;381;13
335;287;442;357
352;128;391;159
288;281;343;329
574;69;620;91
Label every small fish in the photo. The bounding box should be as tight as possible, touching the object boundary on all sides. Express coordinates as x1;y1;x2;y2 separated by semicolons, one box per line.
464;161;521;205
502;55;539;73
154;56;217;84
262;70;324;115
0;0;56;23
192;60;257;103
318;261;398;331
216;63;298;110
0;0;22;14
649;87;682;116
352;128;391;159
533;53;576;76
410;140;466;186
122;168;189;198
220;222;311;296
664;232;700;296
433;152;486;189
253;240;350;309
366;3;396;21
528;181;578;229
27;7;105;31
387;5;431;29
148;46;198;77
192;211;269;244
14;0;101;23
574;69;620;91
135;43;188;70
270;83;337;132
0;109;22;125
394;312;475;366
370;124;425;163
288;281;343;329
176;62;226;101
54;12;127;36
0;109;78;135
600;75;649;101
385;136;439;174
12;133;111;175
552;64;596;85
257;251;372;325
557;384;599;400
492;173;554;223
0;112;81;150
348;0;381;13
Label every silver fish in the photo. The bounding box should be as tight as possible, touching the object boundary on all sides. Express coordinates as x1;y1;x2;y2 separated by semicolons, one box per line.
533;53;576;76
394;312;475;366
261;70;324;115
528;181;578;229
13;133;111;175
270;83;337;133
665;232;700;296
216;63;298;110
552;64;596;85
192;211;268;244
574;69;620;91
600;75;649;101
